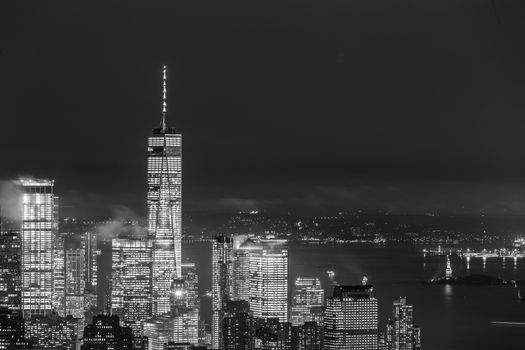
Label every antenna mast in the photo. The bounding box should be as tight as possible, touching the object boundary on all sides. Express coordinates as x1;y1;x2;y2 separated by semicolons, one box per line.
161;65;167;131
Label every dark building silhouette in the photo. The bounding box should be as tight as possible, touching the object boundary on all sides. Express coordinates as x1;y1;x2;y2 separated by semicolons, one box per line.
81;314;133;350
291;322;323;350
222;300;257;350
0;230;21;316
256;318;292;350
0;308;32;349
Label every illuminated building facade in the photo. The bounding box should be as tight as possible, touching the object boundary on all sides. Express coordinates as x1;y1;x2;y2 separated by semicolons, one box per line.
290;277;324;326
232;238;260;302
212;236;235;349
324;285;378;350
385;297;421;350
25;313;81;350
81;232;98;292
111;238;153;335
143;309;198;350
181;261;200;312
249;239;288;323
20;179;58;318
53;235;66;316
143;316;171;350
65;248;85;319
0;230;22;316
148;65;183;315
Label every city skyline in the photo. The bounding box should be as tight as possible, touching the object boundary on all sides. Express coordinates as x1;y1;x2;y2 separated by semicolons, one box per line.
2;1;525;349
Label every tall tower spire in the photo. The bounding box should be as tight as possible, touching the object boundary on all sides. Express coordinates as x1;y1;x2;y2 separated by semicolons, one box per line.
161;65;167;131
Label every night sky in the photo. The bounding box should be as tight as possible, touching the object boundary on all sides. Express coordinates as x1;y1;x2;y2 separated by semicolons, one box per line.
2;0;525;218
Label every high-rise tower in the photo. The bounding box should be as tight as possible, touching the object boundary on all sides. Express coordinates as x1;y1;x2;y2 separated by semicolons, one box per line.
147;65;183;315
20;178;58;318
212;236;235;348
111;238;153;335
290;277;324;326
385;297;421;350
0;230;22;316
324;285;378;350
20;179;58;317
249;239;288;323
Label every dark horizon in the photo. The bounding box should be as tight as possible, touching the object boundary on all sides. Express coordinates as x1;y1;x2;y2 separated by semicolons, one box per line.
3;1;525;219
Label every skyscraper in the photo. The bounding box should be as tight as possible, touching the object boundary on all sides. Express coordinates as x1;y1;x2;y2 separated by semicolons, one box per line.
53;234;66;317
212;236;235;349
181;261;200;312
232;237;260;302
80;232;98;292
249;239;288;323
385;297;421;350
20;178;58;318
148;65;183;316
290;277;324;326
64;248;85;319
111;238;153;335
324;285;378;350
0;230;22;316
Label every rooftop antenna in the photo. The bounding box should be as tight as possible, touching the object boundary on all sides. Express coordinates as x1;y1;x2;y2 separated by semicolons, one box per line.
161;65;167;131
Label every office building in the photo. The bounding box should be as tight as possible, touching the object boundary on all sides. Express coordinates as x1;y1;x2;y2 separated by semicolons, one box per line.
148;65;183;315
385;297;421;350
232;238;260;302
291;322;323;350
111;238;153;335
222;299;257;350
20;179;58;318
81;314;133;350
249;239;288;322
0;308;32;349
324;285;378;350
25;312;81;350
53;234;66;316
256;318;292;350
0;230;21;316
290;278;324;326
65;248;85;319
181;261;200;312
81;232;98;292
143;309;199;350
212;236;235;348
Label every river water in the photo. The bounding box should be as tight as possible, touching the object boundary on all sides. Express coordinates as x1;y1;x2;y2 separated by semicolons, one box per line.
183;241;525;349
